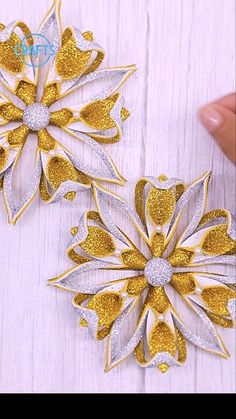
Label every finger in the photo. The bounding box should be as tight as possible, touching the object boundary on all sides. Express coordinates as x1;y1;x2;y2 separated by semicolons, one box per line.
214;93;236;113
198;103;236;164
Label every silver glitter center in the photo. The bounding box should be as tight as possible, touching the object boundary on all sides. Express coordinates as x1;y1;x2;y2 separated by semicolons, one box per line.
23;103;50;131
144;257;173;286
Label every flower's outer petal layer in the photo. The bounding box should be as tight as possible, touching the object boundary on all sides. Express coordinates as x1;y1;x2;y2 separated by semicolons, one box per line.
171;272;236;328
3;150;42;224
34;0;62;82
71;277;146;343
166;287;230;358
62;131;125;185
171;171;211;244
40;144;91;203
93;182;148;245
0;21;36;101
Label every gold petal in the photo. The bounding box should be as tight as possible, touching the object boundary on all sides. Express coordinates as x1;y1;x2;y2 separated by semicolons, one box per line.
56;30;92;79
16;81;36;105
0;146;8;171
120;249;147;269
151;232;165;257
80;226;116;258
68;249;90;265
87;292;123;327
206;311;234;328
41;83;59;107
0;103;23;121
80;94;119;130
149;322;176;357
0;32;23;73
202;225;235;255
168;248;193;267
126;275;148;296
8;125;29;146
171;273;196;294
135;340;146;364
47;156;78;189
147;187;175;225
202;286;236;316
120;107;130;121
50;109;73;127
175;327;187;362
145;287;170;313
38;129;56;152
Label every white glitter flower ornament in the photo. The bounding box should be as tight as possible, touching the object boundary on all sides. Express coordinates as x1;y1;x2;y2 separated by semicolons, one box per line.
0;0;135;224
49;172;236;373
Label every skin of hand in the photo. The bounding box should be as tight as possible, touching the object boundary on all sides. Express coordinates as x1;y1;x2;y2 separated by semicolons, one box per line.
198;93;236;165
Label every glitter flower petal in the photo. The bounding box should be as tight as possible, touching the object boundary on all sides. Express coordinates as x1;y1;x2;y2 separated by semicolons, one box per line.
50;172;236;372
0;0;135;223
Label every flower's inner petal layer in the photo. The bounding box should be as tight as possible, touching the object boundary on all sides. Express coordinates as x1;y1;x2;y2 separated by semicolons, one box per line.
0;95;23;124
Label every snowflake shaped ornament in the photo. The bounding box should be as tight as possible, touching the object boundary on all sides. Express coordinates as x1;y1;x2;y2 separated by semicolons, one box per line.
50;172;236;373
0;0;135;223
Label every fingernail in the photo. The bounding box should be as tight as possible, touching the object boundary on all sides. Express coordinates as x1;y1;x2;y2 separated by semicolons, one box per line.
199;105;224;133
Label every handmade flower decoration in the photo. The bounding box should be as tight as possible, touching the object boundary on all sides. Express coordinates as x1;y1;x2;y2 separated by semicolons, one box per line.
50;172;236;372
0;0;135;223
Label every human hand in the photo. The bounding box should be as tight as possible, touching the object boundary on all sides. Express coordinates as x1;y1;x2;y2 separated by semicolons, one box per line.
198;93;236;164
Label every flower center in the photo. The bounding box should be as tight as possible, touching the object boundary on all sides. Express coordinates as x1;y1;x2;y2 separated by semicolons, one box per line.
23;103;50;131
144;257;173;287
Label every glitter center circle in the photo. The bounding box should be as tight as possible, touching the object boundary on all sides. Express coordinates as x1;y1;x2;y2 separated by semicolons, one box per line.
144;257;173;286
23;103;50;131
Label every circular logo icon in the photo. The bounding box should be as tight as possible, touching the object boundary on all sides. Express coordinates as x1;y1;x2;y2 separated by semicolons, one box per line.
14;33;57;68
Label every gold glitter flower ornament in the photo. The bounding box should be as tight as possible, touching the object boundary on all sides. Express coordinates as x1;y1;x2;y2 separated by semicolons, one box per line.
49;172;236;372
0;0;135;224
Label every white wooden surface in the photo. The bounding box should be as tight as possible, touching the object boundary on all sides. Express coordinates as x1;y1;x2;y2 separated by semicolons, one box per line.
0;0;235;393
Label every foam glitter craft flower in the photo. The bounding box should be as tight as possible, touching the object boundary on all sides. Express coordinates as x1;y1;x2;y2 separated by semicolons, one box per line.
49;172;236;373
0;0;135;224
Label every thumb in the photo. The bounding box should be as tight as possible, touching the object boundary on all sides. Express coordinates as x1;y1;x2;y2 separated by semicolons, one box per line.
199;103;236;164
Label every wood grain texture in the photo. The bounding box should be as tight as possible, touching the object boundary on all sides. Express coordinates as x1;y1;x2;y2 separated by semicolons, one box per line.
0;0;235;393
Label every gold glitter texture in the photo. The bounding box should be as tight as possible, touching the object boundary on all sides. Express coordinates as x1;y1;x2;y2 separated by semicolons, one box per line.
47;156;78;191
176;328;187;362
87;292;123;327
41;84;59;107
202;225;235;255
168;248;193;267
126;275;147;296
206;311;234;328
171;273;196;294
50;109;73;127
8;125;29;146
145;287;170;313
56;33;91;79
147;187;175;226
80;94;119;130
148;322;176;358
16;81;36;105
68;249;89;265
80;226;116;258
202;287;236;316
37;129;56;151
0;32;23;73
120;249;147;269
151;232;165;257
0;103;23;121
0;147;8;171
